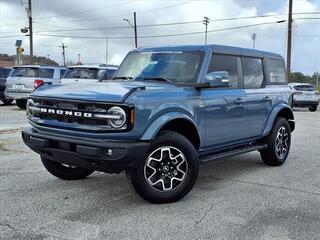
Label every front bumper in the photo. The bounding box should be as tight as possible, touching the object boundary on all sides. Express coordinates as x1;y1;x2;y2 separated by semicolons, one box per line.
22;127;149;173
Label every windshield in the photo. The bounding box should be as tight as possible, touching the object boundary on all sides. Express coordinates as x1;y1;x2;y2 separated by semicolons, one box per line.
294;85;316;91
64;68;104;79
9;67;54;78
114;51;204;83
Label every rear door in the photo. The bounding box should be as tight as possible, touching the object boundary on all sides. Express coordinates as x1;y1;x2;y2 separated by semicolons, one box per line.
242;57;271;138
201;54;246;147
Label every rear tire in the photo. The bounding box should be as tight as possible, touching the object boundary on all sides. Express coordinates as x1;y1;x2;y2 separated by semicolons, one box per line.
1;99;13;105
260;117;291;166
130;131;199;204
16;99;27;109
309;105;317;112
41;156;94;180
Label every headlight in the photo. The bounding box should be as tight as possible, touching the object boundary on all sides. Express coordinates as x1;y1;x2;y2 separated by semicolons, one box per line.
107;106;127;129
26;98;35;117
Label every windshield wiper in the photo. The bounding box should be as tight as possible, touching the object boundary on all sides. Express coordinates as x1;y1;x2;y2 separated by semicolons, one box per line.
142;77;173;84
113;76;133;81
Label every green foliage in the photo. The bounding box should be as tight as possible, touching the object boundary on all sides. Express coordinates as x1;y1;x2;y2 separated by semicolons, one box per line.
289;72;319;87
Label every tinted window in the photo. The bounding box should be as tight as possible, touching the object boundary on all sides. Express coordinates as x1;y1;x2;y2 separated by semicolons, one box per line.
208;54;239;89
294;85;316;91
60;69;66;78
9;67;54;78
10;67;38;77
64;68;98;79
107;69;116;79
0;68;10;78
242;57;264;88
39;68;54;78
268;59;286;83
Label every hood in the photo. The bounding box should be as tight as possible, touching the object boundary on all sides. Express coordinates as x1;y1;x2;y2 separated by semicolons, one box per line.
31;81;174;103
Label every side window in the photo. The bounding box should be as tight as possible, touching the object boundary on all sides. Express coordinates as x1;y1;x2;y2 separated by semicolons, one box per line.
39;68;54;78
60;69;66;79
268;59;286;83
208;54;239;89
107;69;116;79
242;57;264;88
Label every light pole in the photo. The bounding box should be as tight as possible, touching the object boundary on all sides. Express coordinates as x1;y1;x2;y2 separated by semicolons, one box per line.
203;16;210;45
251;33;257;49
123;12;138;48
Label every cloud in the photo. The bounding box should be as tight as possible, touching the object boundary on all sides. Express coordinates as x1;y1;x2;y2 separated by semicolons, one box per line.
1;0;319;74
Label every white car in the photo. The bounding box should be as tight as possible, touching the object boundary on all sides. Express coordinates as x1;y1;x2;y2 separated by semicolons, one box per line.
5;65;66;109
61;64;117;85
289;83;319;112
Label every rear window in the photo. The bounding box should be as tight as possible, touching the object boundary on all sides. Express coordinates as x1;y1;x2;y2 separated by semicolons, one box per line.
242;57;264;88
64;68;99;79
294;85;316;91
268;59;286;83
10;67;54;78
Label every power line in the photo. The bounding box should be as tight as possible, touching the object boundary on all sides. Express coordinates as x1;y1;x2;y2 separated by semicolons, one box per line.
44;1;195;23
35;20;203;33
33;1;133;20
34;20;287;40
33;11;320;34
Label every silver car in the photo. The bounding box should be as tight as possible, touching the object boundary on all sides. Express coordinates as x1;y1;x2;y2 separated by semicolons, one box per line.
289;83;319;112
5;65;66;109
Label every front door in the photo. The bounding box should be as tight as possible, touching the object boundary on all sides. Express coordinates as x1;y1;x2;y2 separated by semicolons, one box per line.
202;54;246;148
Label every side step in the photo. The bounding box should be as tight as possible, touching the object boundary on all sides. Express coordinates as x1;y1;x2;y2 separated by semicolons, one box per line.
200;144;267;164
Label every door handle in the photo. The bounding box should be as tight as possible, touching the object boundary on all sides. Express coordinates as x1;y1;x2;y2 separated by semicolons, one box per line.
234;97;246;104
263;96;273;102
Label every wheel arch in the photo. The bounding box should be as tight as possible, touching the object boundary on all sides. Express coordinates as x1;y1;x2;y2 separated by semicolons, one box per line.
262;104;295;136
140;113;201;150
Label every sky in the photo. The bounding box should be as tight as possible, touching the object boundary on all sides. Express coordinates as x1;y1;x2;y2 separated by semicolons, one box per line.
0;0;320;74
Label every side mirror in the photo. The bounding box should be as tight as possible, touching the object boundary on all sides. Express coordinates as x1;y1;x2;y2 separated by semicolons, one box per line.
206;71;230;88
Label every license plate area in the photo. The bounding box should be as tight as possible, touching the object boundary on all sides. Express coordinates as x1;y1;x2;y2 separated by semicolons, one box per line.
13;84;25;90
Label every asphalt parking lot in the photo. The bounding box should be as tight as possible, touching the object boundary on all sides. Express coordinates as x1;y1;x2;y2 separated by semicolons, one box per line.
0;103;319;240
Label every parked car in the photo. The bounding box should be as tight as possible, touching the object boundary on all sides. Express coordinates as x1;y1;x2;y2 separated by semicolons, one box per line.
22;45;295;203
61;64;118;84
289;83;319;111
5;65;66;109
0;67;13;105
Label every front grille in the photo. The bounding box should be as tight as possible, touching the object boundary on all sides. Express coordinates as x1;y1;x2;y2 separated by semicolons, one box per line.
28;98;132;131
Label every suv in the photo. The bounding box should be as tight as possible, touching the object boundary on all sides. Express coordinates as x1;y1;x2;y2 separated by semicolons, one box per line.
22;45;295;203
289;83;319;111
0;67;13;105
61;64;117;84
5;65;66;109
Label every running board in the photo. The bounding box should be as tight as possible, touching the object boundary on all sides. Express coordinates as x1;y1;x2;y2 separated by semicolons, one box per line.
200;144;267;164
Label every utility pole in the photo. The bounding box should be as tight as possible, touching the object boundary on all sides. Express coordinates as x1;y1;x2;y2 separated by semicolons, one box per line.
133;12;138;48
286;0;293;76
123;12;138;48
203;17;210;45
251;33;257;49
106;37;109;65
28;0;33;63
59;43;67;66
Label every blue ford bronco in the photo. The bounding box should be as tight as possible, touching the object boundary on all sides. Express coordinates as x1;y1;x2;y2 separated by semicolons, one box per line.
22;45;295;203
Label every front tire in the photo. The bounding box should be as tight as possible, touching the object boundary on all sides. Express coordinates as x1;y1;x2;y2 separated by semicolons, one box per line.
1;99;13;105
16;99;27;109
260;117;291;166
130;131;199;203
41;157;94;180
309;105;317;112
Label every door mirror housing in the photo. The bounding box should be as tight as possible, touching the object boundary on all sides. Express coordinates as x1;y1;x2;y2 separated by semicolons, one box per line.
205;71;230;88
